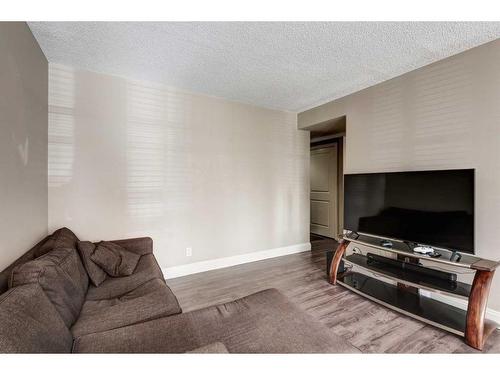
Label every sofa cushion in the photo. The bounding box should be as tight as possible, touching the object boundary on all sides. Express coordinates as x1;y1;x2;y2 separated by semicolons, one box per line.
77;241;108;286
10;247;89;327
85;253;164;300
0;284;73;353
90;241;140;277
72;288;360;353
187;342;229;353
0;237;48;294
71;278;181;338
0;228;80;294
35;227;79;258
108;237;154;256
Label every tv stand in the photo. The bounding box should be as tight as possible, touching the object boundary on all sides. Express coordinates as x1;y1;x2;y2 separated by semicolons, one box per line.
329;233;500;350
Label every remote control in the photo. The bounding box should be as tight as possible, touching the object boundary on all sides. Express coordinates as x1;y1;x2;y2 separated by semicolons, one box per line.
380;239;393;248
413;246;435;254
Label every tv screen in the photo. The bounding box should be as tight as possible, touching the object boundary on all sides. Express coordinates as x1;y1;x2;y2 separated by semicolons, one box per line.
344;169;474;254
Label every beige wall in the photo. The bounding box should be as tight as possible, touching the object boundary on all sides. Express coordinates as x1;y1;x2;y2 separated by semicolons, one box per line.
48;64;309;270
0;22;48;270
298;39;500;311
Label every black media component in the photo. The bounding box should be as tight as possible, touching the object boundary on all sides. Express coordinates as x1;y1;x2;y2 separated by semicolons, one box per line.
366;253;457;282
326;250;333;276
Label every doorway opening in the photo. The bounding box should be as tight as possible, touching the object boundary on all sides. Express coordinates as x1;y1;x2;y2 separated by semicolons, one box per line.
307;116;346;245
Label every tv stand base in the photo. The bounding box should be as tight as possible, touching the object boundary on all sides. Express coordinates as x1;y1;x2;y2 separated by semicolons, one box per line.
329;238;498;351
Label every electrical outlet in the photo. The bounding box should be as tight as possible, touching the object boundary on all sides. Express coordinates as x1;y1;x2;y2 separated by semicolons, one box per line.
186;247;192;257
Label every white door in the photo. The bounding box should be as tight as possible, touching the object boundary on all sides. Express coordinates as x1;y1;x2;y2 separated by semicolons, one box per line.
310;145;338;239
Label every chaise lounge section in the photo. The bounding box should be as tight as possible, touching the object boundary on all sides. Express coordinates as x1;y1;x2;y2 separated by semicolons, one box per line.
72;287;357;353
0;228;360;353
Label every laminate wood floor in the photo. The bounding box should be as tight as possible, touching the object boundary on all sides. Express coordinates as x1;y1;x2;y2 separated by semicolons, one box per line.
167;236;500;353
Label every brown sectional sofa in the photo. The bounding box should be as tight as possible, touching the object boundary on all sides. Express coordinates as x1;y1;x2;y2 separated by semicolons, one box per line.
0;228;360;353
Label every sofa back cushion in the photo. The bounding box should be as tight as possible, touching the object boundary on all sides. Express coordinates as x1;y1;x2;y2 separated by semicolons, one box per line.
9;247;89;327
0;284;73;353
0;236;50;294
35;227;80;258
0;227;80;294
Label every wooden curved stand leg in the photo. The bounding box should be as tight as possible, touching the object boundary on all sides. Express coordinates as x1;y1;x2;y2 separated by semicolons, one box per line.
329;240;350;284
465;269;495;350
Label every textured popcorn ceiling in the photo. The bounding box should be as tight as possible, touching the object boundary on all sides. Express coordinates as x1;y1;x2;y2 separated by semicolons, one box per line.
29;22;500;111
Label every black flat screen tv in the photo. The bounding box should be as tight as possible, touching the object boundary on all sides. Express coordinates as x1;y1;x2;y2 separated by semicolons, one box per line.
343;169;474;254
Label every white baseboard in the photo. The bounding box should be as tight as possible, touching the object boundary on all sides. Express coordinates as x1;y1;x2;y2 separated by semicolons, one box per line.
163;242;311;279
428;292;500;328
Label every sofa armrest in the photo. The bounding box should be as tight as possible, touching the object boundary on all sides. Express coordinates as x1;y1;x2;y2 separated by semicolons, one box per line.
109;237;153;256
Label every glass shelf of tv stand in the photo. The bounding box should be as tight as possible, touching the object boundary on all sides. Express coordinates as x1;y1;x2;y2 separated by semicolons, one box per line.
341;233;499;272
337;271;468;336
344;253;471;299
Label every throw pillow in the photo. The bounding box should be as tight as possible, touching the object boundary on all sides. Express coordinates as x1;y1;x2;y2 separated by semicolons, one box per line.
77;241;108;286
90;241;140;277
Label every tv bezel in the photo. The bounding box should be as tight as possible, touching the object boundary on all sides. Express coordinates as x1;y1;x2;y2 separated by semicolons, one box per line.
343;168;475;255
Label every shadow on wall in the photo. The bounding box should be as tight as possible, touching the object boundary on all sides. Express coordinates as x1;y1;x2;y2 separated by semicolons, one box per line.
126;82;165;219
368;58;472;171
48;65;75;188
125;80;197;247
48;64;309;268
